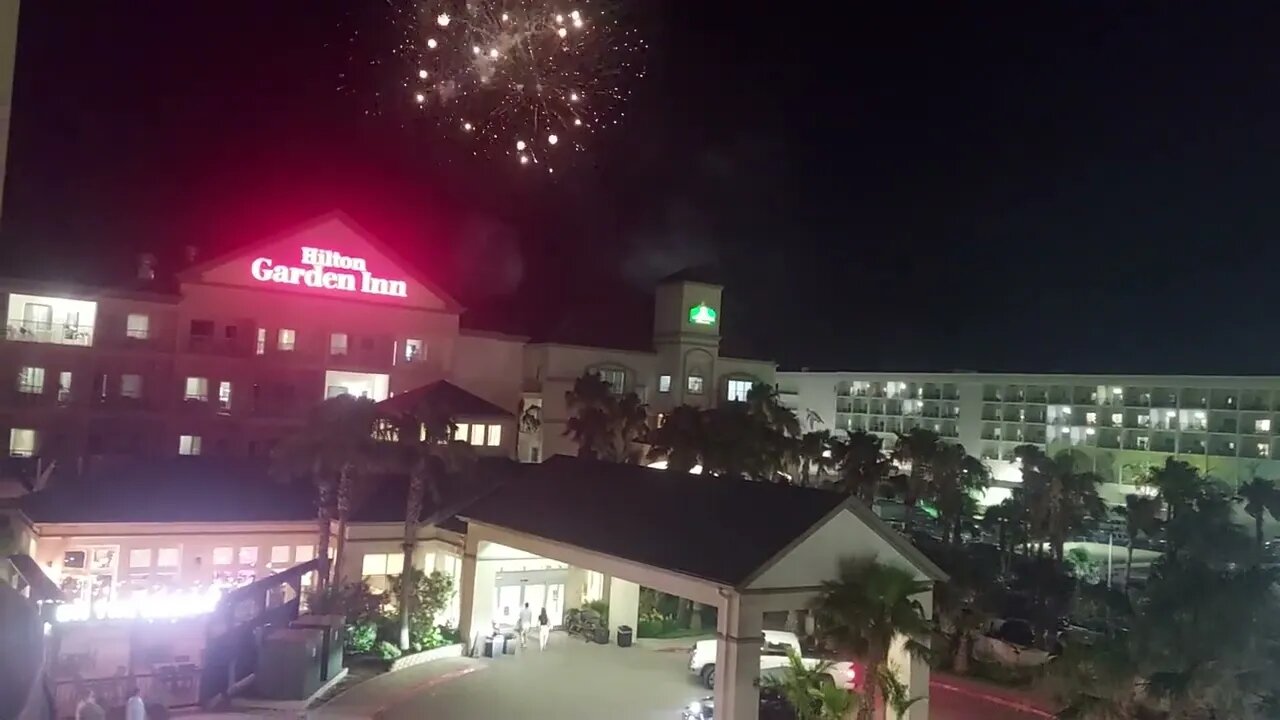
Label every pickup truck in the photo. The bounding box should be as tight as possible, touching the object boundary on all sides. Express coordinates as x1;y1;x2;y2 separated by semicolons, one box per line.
688;629;859;691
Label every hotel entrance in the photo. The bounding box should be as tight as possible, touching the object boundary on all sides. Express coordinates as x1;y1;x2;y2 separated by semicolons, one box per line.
494;568;566;629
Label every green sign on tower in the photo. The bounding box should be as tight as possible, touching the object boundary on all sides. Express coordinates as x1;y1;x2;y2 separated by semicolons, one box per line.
688;303;717;326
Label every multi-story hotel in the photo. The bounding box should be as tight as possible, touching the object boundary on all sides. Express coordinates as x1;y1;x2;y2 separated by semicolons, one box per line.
0;211;773;484
777;370;1280;506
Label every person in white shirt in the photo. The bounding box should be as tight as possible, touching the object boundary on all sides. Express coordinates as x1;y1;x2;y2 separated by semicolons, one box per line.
125;688;146;720
75;690;105;720
517;603;533;649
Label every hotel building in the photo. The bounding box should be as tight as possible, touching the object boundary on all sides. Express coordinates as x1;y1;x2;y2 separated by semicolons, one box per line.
777;370;1280;505
0;213;772;478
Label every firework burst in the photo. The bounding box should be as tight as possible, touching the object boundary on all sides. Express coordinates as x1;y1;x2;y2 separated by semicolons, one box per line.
388;0;644;171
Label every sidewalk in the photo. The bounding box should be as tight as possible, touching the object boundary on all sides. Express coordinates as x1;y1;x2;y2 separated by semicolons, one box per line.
307;655;482;720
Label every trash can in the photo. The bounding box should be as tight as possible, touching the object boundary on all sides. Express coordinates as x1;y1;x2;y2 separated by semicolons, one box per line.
594;626;610;645
484;633;505;657
616;625;633;648
503;632;519;654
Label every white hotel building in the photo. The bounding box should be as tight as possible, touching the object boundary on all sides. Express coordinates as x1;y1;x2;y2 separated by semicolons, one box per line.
776;371;1280;506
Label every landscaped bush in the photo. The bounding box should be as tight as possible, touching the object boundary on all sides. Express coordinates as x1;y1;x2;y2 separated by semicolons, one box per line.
410;625;445;653
375;640;402;661
345;621;377;655
584;599;609;625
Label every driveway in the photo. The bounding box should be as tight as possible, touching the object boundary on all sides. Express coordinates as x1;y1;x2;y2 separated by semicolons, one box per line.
316;632;1050;720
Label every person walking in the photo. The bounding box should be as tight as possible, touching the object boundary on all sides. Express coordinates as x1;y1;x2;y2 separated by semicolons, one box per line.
124;688;146;720
537;607;550;650
517;602;533;649
76;690;105;720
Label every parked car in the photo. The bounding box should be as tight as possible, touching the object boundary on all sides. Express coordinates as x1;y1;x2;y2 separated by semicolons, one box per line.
973;618;1055;667
688;629;858;690
682;689;798;720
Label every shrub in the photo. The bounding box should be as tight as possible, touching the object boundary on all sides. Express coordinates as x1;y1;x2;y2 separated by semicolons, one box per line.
410;625;445;653
374;640;402;661
308;581;384;626
584;599;609;625
345;621;377;655
388;570;455;631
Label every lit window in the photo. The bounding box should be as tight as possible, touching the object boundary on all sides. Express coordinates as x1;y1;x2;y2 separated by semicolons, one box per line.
255;327;266;355
178;435;202;456
1257;419;1272;434
1137;436;1150;450
184;377;208;402
453;423;469;442
1085;412;1097;425
404;338;424;363
1111;413;1123;425
278;328;296;352
469;424;485;446
213;547;233;565
218;381;232;412
120;374;142;399
126;313;150;339
295;545;315;562
8;428;35;457
128;548;152;568
658;375;672;393
687;375;705;395
329;332;348;356
17;366;44;394
1260;443;1271;458
156;548;180;567
727;379;753;403
596;368;626;394
486;424;502;447
238;547;258;566
1085;427;1096;436
58;371;72;403
361;553;405;577
270;546;291;564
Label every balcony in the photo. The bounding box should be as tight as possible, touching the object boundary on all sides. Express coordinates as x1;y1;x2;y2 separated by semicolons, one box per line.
5;320;94;347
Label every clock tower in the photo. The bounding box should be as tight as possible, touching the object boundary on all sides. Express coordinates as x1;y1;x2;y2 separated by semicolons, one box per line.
653;268;722;409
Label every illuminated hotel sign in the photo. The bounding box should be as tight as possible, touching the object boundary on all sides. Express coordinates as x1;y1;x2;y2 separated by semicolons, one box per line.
688;303;717;326
250;247;408;299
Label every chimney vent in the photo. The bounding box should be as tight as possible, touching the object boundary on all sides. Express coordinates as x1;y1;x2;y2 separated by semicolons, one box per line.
137;253;156;281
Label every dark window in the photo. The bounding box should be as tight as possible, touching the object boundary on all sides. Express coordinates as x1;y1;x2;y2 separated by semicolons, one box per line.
190;320;214;336
225;325;238;340
215;438;229;455
361;337;374;350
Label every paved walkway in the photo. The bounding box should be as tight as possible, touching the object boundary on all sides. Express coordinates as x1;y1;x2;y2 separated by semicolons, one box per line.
304;631;1051;720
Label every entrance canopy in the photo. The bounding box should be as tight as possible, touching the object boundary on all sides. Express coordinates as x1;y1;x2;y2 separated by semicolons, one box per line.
460;455;946;591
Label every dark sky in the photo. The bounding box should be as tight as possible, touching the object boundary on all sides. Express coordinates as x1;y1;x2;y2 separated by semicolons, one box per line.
6;2;1280;373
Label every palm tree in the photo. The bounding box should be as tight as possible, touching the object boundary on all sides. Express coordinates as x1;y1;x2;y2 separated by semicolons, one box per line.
275;396;378;593
745;383;801;438
890;429;942;536
564;372;614;459
833;430;888;503
1237;476;1275;554
794;430;839;486
325;395;379;588
1016;445;1105;562
382;398;474;650
1115;494;1160;590
812;557;932;720
1147;457;1205;522
763;649;831;720
604;390;649;463
646;404;704;472
931;444;990;545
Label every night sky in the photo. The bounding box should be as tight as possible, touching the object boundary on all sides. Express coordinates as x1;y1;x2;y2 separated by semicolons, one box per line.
6;2;1280;373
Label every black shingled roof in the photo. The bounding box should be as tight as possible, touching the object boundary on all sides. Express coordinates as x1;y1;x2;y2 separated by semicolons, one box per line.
20;458;315;524
459;455;846;587
377;380;513;418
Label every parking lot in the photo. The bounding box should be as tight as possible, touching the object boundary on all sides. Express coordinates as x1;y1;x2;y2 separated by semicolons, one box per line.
314;631;1051;720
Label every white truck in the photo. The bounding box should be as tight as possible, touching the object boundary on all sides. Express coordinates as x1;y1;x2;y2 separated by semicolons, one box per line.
688;629;859;691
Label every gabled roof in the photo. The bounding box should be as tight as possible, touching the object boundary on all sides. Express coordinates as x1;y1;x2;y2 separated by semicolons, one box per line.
20;458;315;524
460;456;858;587
376;380;514;419
178;210;463;313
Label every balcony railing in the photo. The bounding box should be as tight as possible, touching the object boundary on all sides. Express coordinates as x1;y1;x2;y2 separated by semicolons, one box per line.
5;321;94;347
